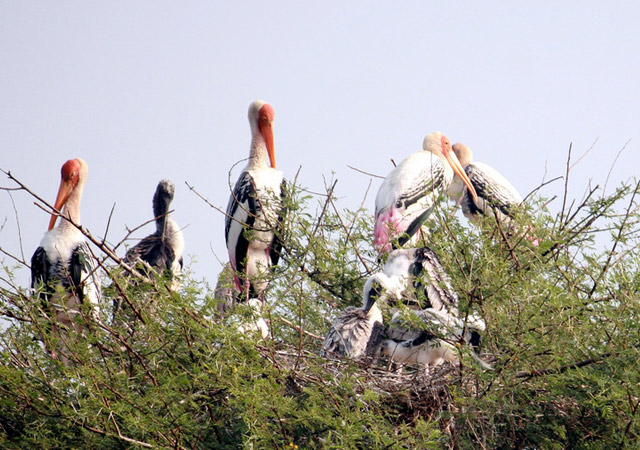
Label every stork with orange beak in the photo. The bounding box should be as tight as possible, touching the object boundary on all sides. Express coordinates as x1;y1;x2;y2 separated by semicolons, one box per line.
225;100;286;301
374;132;478;254
30;158;101;362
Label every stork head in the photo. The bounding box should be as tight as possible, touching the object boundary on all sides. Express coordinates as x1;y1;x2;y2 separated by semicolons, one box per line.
48;158;88;230
248;100;276;169
152;179;176;218
452;143;474;167
423;132;478;202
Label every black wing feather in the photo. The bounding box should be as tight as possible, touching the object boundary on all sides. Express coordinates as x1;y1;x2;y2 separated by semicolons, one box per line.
269;178;287;266
410;247;459;311
465;164;515;218
31;246;52;303
225;171;257;279
70;242;94;302
124;232;176;273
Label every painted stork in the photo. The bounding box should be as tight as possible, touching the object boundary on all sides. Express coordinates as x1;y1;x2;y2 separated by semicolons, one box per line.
322;273;386;359
381;307;491;373
447;143;523;227
123;179;184;289
30;158;101;362
373;132;478;254
225;100;285;302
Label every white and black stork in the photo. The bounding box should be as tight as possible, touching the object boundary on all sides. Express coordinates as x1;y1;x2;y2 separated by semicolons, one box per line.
225;100;285;302
30;158;101;362
123;179;184;289
447;142;523;227
374;132;478;254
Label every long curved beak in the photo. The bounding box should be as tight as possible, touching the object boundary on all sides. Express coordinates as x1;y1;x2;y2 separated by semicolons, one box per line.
48;179;74;230
446;151;478;202
260;121;276;169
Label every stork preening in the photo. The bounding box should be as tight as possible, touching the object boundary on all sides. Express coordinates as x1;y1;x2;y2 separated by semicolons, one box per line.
322;273;386;359
225;100;285;302
123;179;184;289
30;158;101;363
374;132;478;254
447;143;523;228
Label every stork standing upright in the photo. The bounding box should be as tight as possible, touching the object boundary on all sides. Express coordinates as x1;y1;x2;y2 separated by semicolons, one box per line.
124;179;184;289
225;100;285;301
30;158;101;362
374;132;478;254
447;143;523;227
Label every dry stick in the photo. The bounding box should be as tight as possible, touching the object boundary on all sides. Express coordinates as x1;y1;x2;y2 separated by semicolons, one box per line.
587;179;640;299
7;190;26;263
560;143;573;226
277;316;323;340
603;139;631;196
515;352;612;380
521;176;563;204
323;176;372;274
569;137;599;170
0;245;26;267
31;202;151;282
81;423;156;449
346;164;385;179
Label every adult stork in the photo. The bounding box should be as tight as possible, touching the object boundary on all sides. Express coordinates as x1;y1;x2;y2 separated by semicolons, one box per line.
123;179;184;289
322;273;386;359
225;100;285;302
374;132;478;254
30;158;101;362
447;143;523;227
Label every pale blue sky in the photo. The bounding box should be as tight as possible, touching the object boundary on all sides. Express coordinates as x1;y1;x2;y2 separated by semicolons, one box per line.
1;1;639;288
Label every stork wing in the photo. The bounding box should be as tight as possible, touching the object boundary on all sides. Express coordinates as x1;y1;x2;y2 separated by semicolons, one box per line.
225;171;257;274
31;246;52;303
410;247;459;313
269;178;287;267
124;232;177;274
464;163;522;219
70;241;101;307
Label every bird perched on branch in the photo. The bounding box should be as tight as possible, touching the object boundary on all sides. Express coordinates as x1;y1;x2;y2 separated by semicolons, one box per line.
447;142;523;228
123;179;184;290
374;132;478;254
225;100;286;302
31;158;101;363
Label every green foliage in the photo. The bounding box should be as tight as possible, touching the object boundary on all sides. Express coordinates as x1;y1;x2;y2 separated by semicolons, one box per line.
0;175;639;449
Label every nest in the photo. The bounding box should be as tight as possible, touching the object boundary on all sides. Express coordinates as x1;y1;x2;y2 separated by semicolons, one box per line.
256;342;482;437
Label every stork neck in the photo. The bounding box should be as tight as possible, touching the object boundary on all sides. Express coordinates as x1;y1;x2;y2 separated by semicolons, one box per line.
58;186;83;232
153;201;171;237
248;136;268;169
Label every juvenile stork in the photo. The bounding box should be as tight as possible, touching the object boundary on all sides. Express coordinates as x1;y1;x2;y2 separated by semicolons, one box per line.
447;143;523;227
374;132;478;254
225;100;285;302
30;158;100;362
322;274;386;359
123;179;184;289
381;307;491;373
380;247;459;312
